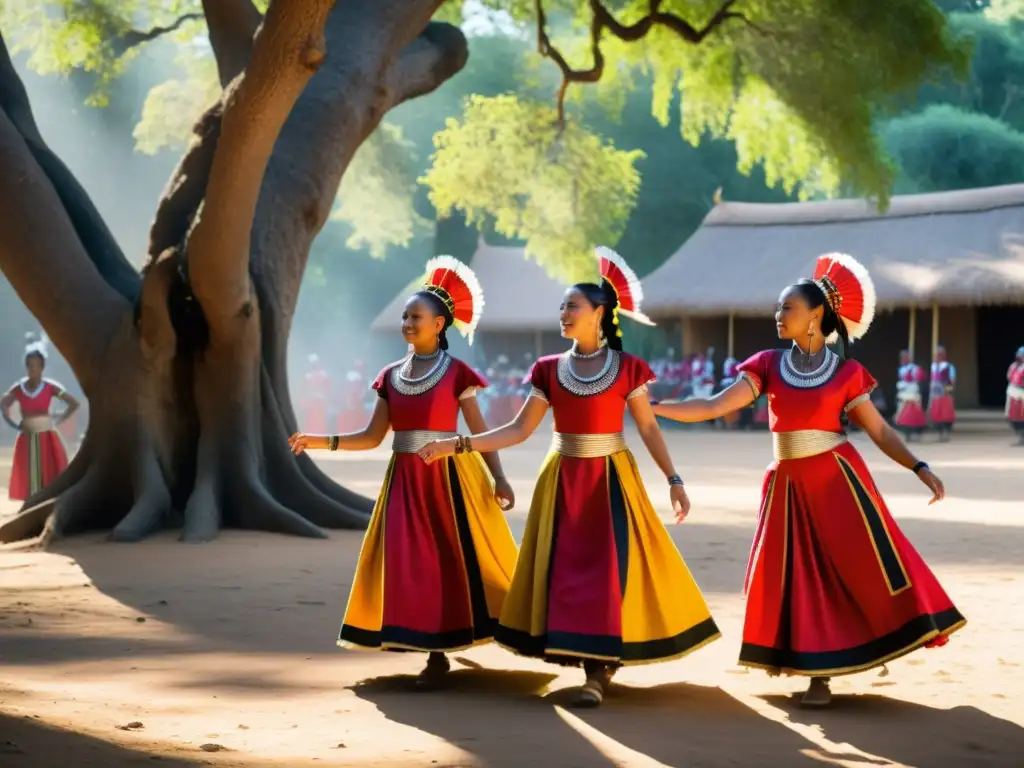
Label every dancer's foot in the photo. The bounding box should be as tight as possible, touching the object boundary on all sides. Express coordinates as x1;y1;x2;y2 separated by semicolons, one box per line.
573;664;614;708
800;677;832;708
414;652;450;691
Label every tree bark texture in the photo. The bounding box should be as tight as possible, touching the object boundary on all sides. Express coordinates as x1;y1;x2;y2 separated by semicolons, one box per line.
0;2;468;545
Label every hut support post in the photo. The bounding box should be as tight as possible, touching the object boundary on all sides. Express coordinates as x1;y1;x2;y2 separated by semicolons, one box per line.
727;312;735;359
931;303;940;358
908;305;916;359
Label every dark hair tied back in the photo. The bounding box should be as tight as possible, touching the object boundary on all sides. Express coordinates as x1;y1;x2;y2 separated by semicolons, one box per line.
570;280;623;351
793;278;852;359
414;290;454;350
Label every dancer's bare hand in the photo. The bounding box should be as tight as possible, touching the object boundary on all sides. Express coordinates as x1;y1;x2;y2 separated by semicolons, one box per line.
494;476;515;511
918;467;945;505
670;484;690;523
289;432;318;455
418;438;457;464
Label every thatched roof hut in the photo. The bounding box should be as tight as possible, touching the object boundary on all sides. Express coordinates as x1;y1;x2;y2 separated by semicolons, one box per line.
642;183;1024;316
370;238;568;333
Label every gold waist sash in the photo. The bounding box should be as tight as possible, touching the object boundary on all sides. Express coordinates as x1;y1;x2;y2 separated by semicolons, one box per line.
772;430;847;461
391;430;458;454
21;415;55;433
552;431;627;458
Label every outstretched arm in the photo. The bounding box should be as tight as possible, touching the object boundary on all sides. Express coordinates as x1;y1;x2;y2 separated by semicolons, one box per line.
629;395;690;522
0;389;17;430
289;399;390;454
652;378;757;423
850;399;945;503
419;395;548;462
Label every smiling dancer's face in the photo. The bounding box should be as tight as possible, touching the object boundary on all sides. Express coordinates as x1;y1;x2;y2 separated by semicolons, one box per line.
402;295;446;350
559;287;602;343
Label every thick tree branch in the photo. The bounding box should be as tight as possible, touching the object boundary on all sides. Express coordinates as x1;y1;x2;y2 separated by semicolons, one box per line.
114;13;204;55
0;109;129;384
386;21;469;108
535;0;752;125
0;31;141;303
201;0;264;86
187;0;334;329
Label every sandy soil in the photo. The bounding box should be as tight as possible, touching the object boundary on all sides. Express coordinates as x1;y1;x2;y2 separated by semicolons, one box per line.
1;427;1023;767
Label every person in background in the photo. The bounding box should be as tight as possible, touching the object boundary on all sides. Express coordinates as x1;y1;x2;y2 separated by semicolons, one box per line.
928;346;957;442
894;350;928;441
1006;346;1024;446
1;333;79;501
651;253;963;708
301;354;331;435
290;257;518;690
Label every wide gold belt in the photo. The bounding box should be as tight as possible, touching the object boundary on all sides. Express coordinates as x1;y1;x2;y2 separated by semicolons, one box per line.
772;430;847;461
391;430;458;453
21;415;55;434
552;431;626;458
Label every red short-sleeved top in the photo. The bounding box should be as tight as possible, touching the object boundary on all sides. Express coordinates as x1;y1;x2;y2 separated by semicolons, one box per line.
736;349;876;433
7;378;64;417
526;350;655;434
372;354;487;433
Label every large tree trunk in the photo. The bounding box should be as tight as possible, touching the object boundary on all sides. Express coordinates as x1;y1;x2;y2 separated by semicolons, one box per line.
0;1;468;545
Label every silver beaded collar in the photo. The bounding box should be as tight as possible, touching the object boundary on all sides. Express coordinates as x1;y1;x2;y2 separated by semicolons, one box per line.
556;349;621;397
390;351;452;396
779;345;839;389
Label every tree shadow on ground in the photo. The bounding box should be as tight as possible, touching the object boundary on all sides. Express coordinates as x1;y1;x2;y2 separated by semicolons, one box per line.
351;667;822;767
0;711;203;767
762;693;1024;767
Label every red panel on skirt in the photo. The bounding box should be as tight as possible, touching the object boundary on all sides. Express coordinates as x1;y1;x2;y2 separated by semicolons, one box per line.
741;442;963;674
894;401;928;429
8;430;68;501
928;395;956;424
380;454;473;637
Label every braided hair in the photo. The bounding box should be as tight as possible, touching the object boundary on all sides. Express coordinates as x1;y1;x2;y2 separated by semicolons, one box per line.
570;279;623;351
413;290;455;351
791;278;852;359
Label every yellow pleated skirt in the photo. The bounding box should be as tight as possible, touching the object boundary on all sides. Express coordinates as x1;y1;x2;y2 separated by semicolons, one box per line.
339;451;518;652
496;448;720;666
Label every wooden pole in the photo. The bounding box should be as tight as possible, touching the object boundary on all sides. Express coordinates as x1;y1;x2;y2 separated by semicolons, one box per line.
534;329;543;360
908;305;916;358
727;312;735;358
931;302;940;357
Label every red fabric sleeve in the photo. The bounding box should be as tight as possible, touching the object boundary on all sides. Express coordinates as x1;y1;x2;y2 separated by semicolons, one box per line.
371;366;391;400
526;359;551;398
453;359;488;396
623;354;656;393
844;361;878;409
736;350;774;396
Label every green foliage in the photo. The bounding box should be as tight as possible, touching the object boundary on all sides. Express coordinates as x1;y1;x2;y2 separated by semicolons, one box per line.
331;124;430;258
422;94;644;282
881;103;1024;191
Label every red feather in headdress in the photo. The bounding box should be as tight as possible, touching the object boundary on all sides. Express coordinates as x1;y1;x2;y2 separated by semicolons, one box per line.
812;252;876;341
595;246;655;327
422;256;484;344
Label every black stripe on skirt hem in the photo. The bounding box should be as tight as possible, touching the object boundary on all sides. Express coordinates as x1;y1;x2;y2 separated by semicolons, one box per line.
738;607;965;673
339;620;497;652
495;617;720;664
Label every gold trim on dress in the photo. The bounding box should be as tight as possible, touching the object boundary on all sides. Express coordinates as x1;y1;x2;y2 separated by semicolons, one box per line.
391;430;458;453
20;415;55;433
772;430;848;461
551;431;627;458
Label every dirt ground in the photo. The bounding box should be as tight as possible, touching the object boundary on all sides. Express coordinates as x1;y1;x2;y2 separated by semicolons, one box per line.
1;426;1022;767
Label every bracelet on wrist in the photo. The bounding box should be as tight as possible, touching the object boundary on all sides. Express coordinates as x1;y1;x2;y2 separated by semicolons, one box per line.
328;435;340;451
911;460;928;475
667;474;684;486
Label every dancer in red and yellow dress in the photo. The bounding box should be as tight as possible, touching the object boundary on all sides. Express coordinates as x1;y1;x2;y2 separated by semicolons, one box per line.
652;253;965;708
1007;346;1024;445
419;247;719;708
1;335;79;502
289;257;518;689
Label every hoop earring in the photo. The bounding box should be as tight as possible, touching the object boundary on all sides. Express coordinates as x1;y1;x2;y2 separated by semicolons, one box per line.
806;322;815;361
